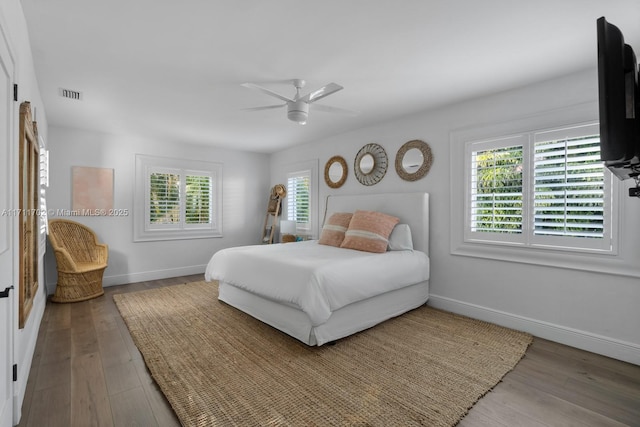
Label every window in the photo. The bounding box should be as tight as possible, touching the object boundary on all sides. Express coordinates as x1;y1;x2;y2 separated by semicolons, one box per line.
39;137;48;253
287;169;311;232
147;170;212;227
469;139;524;241
282;159;318;238
532;130;605;241
134;154;222;241
464;123;614;254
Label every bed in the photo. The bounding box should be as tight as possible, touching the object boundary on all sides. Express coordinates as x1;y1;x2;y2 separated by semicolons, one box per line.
204;192;430;345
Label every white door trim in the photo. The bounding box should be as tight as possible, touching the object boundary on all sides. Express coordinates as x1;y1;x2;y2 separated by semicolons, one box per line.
0;14;16;427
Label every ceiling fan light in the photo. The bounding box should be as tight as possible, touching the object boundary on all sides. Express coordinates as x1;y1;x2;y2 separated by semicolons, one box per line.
288;111;307;124
288;101;309;124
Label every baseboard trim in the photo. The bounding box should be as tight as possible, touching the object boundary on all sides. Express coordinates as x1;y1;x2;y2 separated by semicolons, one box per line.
102;265;207;287
428;294;640;366
45;265;207;295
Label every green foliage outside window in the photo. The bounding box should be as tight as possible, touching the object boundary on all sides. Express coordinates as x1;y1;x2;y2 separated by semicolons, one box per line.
294;178;309;222
472;135;604;239
288;176;310;224
150;173;180;224
149;173;212;225
185;175;211;224
472;146;523;233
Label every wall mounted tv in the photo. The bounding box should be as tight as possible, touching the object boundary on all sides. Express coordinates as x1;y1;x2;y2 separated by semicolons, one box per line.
597;17;640;181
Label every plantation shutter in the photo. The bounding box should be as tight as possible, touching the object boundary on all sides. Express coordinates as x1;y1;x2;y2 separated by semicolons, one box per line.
469;143;524;235
533;130;604;238
463;123;613;254
148;169;181;226
184;173;212;226
287;169;311;231
39;144;48;247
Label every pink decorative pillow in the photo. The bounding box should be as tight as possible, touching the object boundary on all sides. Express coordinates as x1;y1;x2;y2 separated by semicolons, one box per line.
340;210;399;253
318;212;353;247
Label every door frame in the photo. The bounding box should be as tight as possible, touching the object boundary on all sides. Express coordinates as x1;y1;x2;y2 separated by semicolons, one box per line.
0;16;16;427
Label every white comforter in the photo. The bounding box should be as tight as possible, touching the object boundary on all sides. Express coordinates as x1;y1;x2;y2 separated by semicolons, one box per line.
205;240;429;326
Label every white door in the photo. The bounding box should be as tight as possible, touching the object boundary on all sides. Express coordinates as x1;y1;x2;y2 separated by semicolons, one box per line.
0;22;15;427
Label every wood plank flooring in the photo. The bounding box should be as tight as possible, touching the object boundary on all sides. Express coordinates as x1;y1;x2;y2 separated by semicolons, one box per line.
17;275;640;427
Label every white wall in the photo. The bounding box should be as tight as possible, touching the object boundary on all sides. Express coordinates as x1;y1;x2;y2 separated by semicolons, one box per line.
44;126;270;290
270;68;640;365
0;0;49;423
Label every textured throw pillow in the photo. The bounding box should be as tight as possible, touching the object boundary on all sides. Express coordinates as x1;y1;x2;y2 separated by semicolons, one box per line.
318;212;353;247
387;224;413;251
340;210;399;253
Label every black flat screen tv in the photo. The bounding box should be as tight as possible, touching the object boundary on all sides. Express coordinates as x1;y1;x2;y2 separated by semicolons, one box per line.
597;17;640;180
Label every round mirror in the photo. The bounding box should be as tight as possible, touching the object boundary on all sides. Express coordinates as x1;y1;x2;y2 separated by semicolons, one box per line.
359;153;375;174
395;140;433;181
402;148;424;173
329;162;343;181
354;143;388;186
324;156;348;188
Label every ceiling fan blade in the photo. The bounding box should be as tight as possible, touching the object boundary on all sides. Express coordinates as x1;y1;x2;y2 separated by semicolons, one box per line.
299;83;343;103
241;83;293;103
312;103;359;116
241;104;286;112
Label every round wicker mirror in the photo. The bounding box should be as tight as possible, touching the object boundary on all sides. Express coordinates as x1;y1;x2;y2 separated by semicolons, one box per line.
395;139;433;181
324;155;348;188
354;143;388;186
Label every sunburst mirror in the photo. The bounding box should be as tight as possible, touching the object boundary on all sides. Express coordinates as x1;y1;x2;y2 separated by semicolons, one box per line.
354;143;387;186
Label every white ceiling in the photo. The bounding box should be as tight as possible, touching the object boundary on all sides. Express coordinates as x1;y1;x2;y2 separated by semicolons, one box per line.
20;0;640;153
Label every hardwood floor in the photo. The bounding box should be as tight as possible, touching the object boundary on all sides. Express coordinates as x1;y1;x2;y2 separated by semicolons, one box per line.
17;275;640;427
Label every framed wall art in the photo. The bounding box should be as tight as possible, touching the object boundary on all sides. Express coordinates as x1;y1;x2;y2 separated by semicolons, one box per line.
72;166;114;213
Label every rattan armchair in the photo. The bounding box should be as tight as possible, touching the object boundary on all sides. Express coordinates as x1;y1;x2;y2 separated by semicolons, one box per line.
48;219;108;303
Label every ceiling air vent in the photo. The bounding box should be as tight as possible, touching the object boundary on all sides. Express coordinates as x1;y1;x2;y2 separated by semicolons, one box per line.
59;88;82;100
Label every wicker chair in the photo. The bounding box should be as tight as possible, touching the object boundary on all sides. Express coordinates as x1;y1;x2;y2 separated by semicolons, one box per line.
48;219;108;303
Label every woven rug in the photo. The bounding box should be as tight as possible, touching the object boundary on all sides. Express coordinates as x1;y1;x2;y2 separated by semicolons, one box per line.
114;281;532;427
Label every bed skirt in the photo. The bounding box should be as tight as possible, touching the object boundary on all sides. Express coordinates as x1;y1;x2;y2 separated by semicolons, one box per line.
218;280;429;346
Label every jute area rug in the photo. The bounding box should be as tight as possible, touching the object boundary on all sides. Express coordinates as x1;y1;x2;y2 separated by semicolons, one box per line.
114;281;532;427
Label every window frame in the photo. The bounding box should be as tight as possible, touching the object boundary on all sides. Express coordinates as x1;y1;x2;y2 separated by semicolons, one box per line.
134;154;222;242
463;123;614;254
450;108;622;274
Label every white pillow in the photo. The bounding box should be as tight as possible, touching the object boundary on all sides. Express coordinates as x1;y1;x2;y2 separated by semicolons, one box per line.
387;224;413;251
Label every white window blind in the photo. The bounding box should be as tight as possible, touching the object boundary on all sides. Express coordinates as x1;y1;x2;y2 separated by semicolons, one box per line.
149;170;181;226
533;135;604;239
135;154;222;241
147;169;215;230
470;144;523;234
465;123;613;254
184;174;213;225
287;170;311;231
39;139;48;252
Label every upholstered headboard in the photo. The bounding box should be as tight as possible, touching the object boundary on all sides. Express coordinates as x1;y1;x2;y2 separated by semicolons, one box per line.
323;192;429;255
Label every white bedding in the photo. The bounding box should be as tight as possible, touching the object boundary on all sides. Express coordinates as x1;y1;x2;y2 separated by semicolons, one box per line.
205;240;429;326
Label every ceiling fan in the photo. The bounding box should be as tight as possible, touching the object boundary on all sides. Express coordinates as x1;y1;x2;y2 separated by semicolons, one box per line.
241;79;356;125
